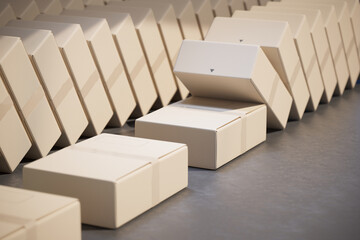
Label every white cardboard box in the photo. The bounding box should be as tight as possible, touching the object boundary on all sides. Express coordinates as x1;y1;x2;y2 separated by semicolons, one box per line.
108;1;189;99
59;0;85;10
190;0;214;38
210;0;231;17
205;17;309;120
136;97;266;169
0;3;15;27
0;36;61;159
282;0;360;88
63;9;157;117
267;2;350;95
7;20;113;136
228;0;245;15
23;134;188;228
0;27;88;147
174;40;292;129
34;0;63;14
88;5;177;108
250;6;338;103
233;10;325;110
2;0;40;20
36;14;136;127
0;75;31;173
0;185;81;240
243;0;258;10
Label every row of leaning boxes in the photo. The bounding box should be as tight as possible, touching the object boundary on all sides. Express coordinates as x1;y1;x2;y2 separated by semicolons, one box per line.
0;0;359;238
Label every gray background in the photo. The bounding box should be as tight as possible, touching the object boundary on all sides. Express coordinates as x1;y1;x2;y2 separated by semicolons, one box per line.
1;85;359;240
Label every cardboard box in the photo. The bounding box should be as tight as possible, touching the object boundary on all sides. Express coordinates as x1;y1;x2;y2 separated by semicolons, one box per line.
258;0;271;6
2;0;40;20
205;17;309;120
282;0;360;88
136;97;266;169
0;75;31;173
190;0;214;38
62;10;157;117
35;0;63;14
0;185;81;240
59;0;84;10
268;2;349;95
174;40;292;129
0;27;88;147
7;20;113;136
210;0;231;17
250;6;338;103
0;3;15;27
88;5;177;108
36;14;136;127
107;1;189;99
23;134;188;228
233;10;325;111
228;0;245;15
243;0;258;10
83;0;105;6
0;36;61;159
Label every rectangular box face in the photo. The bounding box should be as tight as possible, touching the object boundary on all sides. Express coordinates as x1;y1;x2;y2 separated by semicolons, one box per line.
190;0;214;38
0;75;31;173
205;17;309;120
243;0;259;10
0;3;16;27
136;97;266;169
0;27;88;147
228;0;245;15
7;20;113;136
3;0;40;20
59;0;84;10
0;36;61;159
342;0;360;63
211;0;231;17
0;185;81;240
35;0;63;14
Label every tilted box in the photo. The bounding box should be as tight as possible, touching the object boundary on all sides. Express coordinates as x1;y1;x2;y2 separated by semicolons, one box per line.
0;3;15;27
210;0;231;17
59;0;85;10
190;0;214;38
2;0;39;20
243;0;258;10
34;0;63;14
228;0;245;15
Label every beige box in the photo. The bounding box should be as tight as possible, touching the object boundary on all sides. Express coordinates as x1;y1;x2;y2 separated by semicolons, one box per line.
189;0;214;38
0;36;61;159
136;97;266;169
243;0;259;10
23;134;188;228
7;20;113;136
108;1;189;99
210;0;231;17
0;185;81;240
282;0;359;88
62;10;156;117
59;0;85;10
228;0;245;15
233;10;325;110
36;14;136;127
268;2;349;95
83;0;105;6
2;0;40;20
89;5;177;108
0;27;88;147
258;0;270;6
205;18;309;120
258;5;338;103
0;3;15;27
0;75;31;173
35;0;63;14
174;40;292;129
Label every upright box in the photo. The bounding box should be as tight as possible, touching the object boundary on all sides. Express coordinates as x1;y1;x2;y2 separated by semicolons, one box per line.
0;185;81;240
228;0;245;15
190;0;214;38
243;0;258;10
108;1;189;99
267;2;349;95
136;97;266;169
174;40;292;129
35;0;63;14
23;134;188;228
8;20;113;136
0;36;61;159
258;5;338;102
0;75;31;173
0;27;88;147
210;0;231;17
2;0;40;20
59;0;85;10
205;18;309;120
36;14;136;127
233;10;325;110
0;3;15;27
282;0;359;88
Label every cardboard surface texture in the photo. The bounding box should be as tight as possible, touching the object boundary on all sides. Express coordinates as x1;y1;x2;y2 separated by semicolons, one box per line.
0;27;88;147
190;0;214;38
210;0;231;17
249;6;338;103
205;17;309;120
89;5;176;108
0;185;81;240
7;20;113;136
0;3;16;27
36;14;136;127
23;134;188;228
174;40;292;129
0;36;61;159
0;75;31;173
233;10;325;110
2;0;40;20
136;97;266;169
35;0;63;14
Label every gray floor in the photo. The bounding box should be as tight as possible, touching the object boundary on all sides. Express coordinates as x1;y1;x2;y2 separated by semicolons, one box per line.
1;85;359;240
